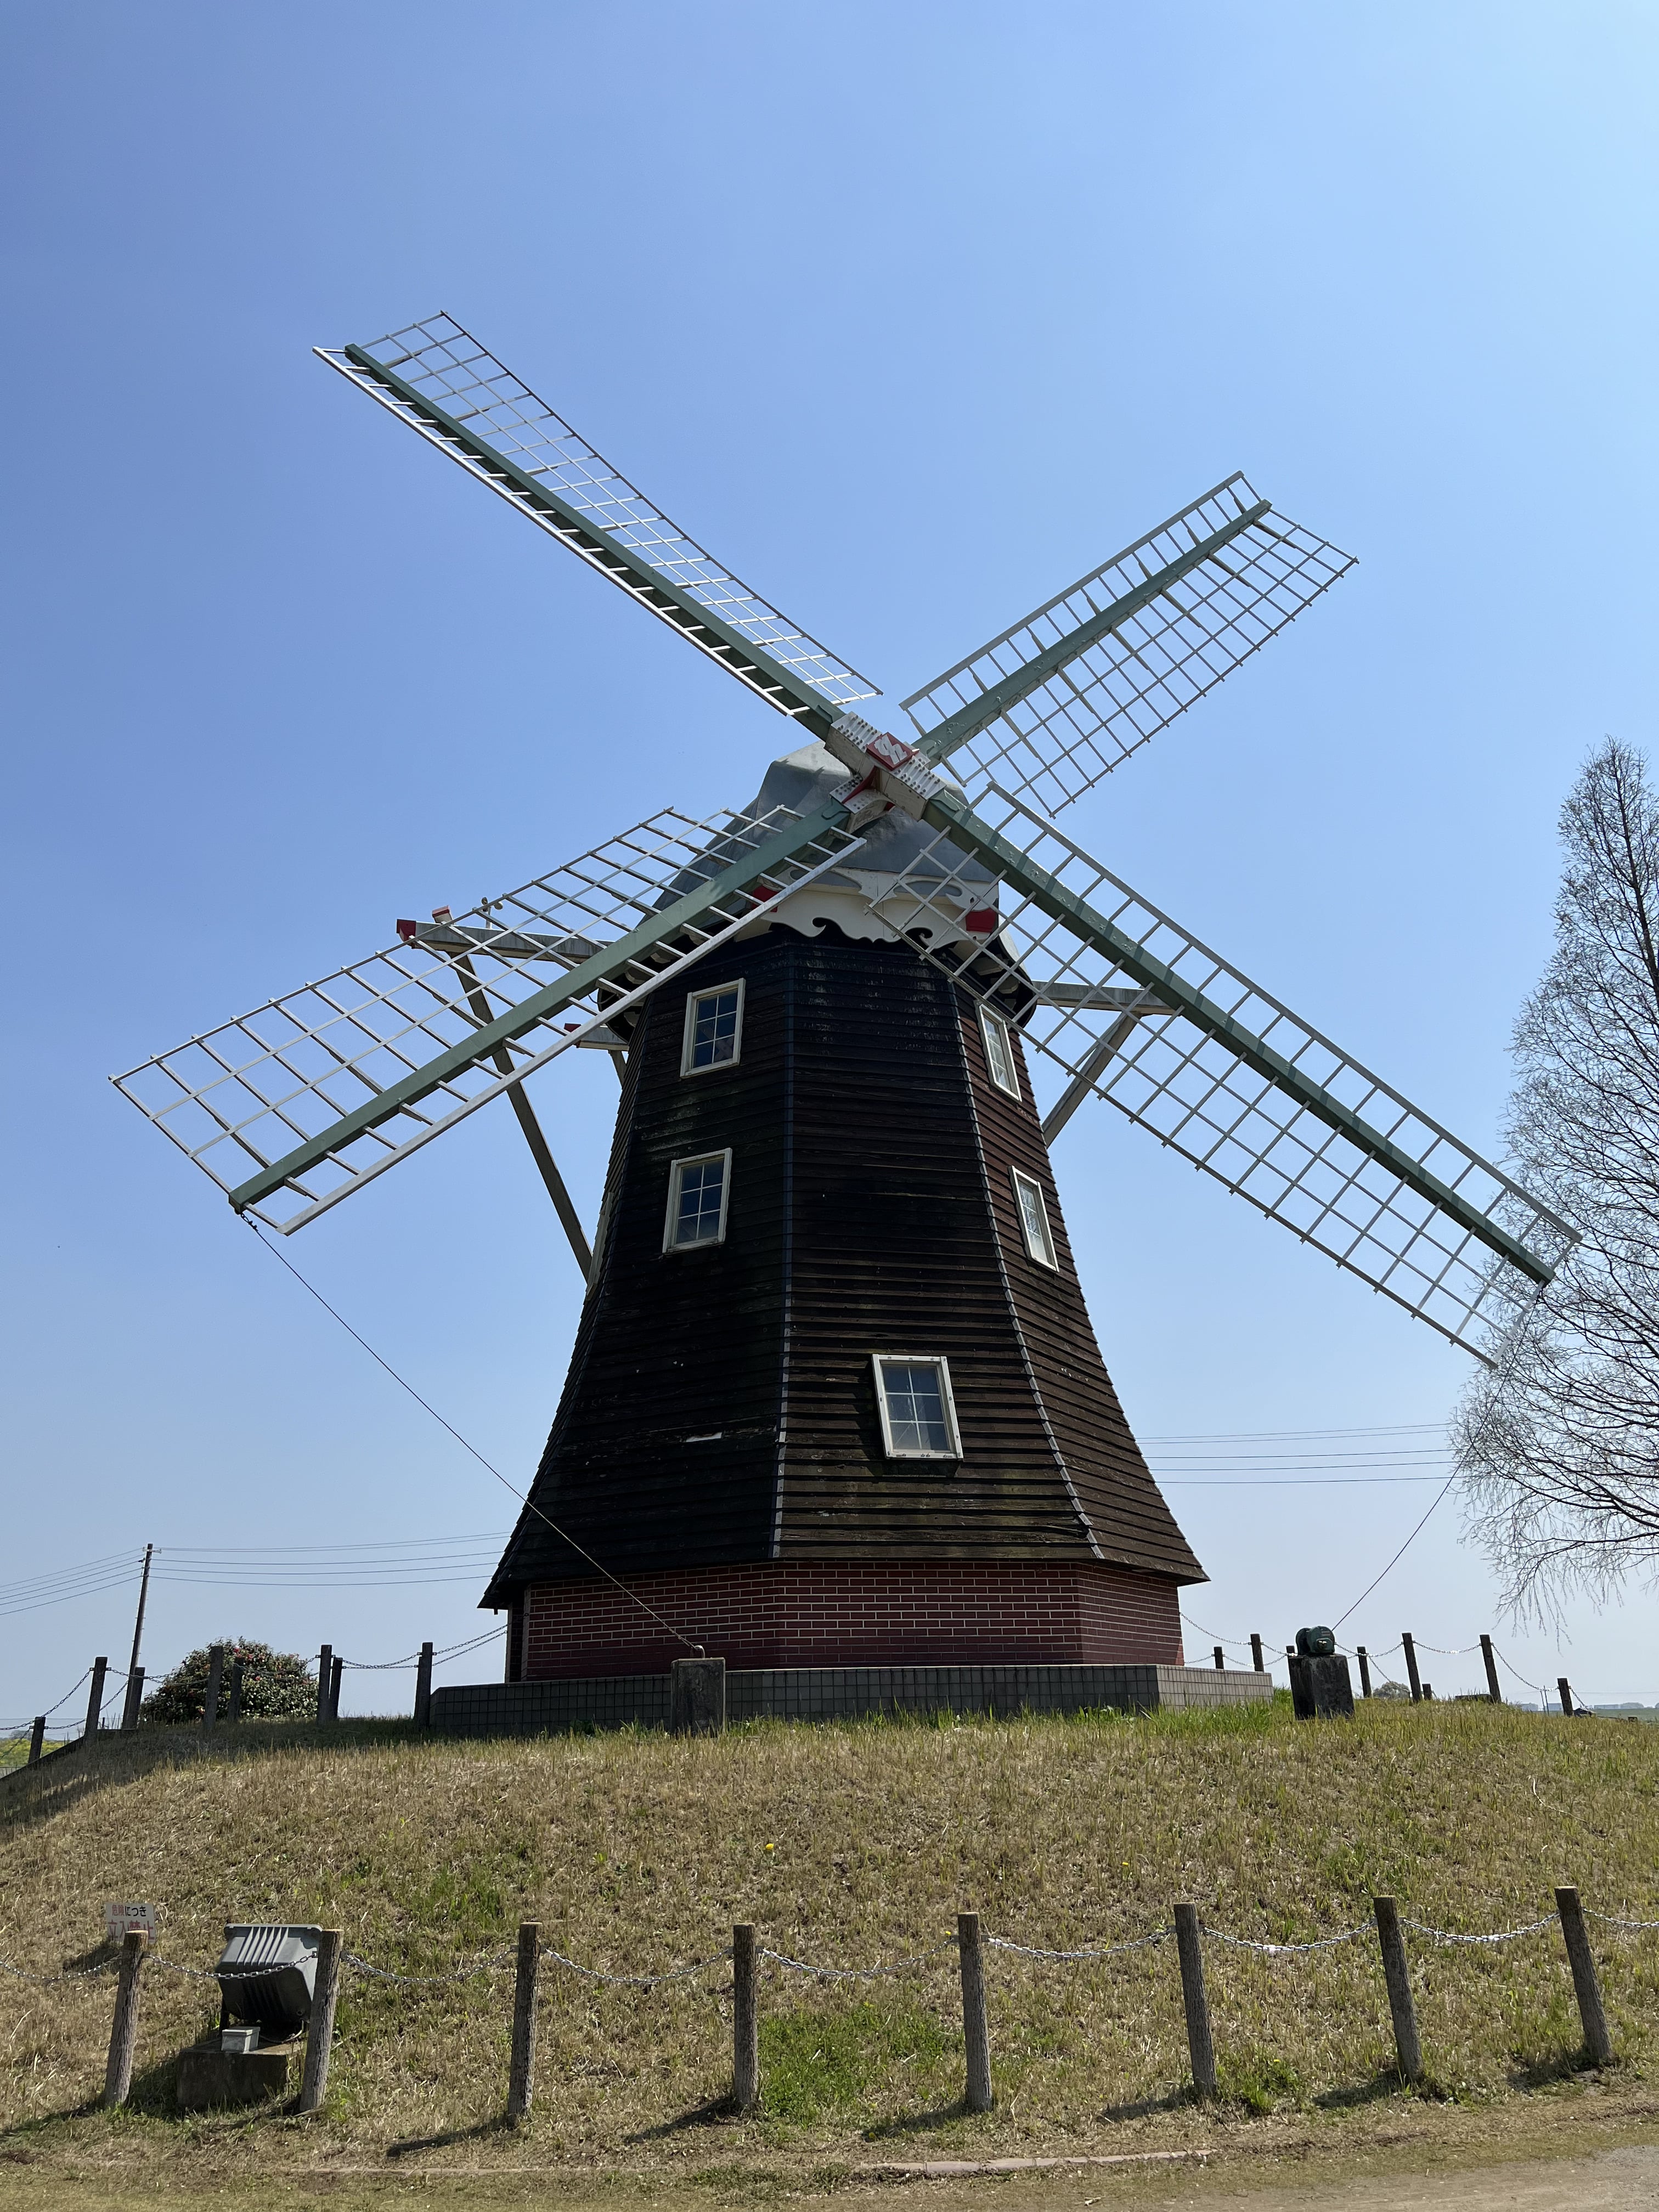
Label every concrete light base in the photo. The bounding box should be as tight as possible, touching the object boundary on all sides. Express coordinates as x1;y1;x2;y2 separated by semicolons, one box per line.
669;1655;727;1736
1289;1654;1355;1721
175;2037;298;2111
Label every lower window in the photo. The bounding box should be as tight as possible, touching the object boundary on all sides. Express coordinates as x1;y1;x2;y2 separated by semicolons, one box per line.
663;1149;732;1251
1011;1167;1058;1268
871;1353;962;1460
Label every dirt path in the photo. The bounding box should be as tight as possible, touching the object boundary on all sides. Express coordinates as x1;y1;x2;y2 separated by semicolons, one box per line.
1154;2143;1659;2209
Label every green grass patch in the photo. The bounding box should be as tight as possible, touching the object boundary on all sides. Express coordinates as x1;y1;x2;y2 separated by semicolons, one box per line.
759;2002;950;2122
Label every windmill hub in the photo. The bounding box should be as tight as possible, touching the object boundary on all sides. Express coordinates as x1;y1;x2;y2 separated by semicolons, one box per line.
112;314;1575;1720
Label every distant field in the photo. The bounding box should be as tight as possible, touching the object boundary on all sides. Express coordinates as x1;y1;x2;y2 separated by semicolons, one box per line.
1;1697;1655;2196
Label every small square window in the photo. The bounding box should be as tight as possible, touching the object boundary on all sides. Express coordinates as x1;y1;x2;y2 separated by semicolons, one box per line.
871;1354;962;1459
1011;1168;1058;1269
978;1005;1020;1100
682;980;745;1075
663;1149;732;1251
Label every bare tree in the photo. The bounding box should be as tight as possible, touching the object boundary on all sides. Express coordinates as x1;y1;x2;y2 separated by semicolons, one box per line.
1455;738;1659;1617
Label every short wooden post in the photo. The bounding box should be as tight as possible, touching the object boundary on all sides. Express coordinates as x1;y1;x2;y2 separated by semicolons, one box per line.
1402;1633;1422;1702
1172;1903;1216;2098
1212;1645;1224;1671
414;1641;434;1728
121;1668;144;1731
202;1644;225;1734
1423;1682;1435;1701
1357;1646;1373;1697
1480;1634;1502;1703
329;1655;343;1721
958;1911;992;2111
732;1923;759;2113
84;1657;108;1740
227;1658;244;1725
1555;1887;1613;2066
1372;1896;1423;2084
506;1921;540;2120
1558;1676;1575;1716
1249;1633;1265;1673
26;1717;44;1767
103;1930;146;2107
298;1929;342;2113
315;1646;332;1726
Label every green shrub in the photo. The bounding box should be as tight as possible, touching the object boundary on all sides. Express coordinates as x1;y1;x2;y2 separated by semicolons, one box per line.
142;1640;315;1724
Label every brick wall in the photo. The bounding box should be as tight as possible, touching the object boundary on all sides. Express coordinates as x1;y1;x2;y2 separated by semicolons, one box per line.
521;1560;1185;1678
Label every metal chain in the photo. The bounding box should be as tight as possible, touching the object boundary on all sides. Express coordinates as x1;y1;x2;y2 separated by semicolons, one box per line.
1202;1923;1370;1954
761;1939;956;1981
0;1953;120;1984
344;1949;515;1986
986;1931;1169;1962
1587;1909;1659;1931
539;1943;727;1987
1401;1915;1555;1946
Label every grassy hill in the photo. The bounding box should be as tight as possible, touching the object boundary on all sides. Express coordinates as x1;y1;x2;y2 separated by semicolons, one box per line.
2;1696;1657;2199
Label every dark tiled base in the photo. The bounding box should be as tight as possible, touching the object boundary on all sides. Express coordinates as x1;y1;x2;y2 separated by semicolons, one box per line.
429;1663;1269;1737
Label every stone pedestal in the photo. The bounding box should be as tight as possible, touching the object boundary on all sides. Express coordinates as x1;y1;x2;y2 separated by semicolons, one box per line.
176;2036;297;2111
1289;1653;1355;1721
669;1655;726;1736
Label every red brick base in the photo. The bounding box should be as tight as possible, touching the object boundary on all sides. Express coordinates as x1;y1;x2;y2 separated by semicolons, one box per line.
516;1560;1187;1679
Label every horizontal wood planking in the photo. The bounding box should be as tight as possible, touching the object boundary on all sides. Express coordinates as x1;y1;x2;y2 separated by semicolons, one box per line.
488;925;1201;1611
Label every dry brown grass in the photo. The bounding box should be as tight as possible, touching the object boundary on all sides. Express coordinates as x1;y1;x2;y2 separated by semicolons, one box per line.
1;1696;1656;2188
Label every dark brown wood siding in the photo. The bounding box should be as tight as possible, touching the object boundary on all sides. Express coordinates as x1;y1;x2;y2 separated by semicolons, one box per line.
487;924;1203;1601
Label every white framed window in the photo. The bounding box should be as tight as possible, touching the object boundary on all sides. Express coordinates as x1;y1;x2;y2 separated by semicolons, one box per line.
681;980;745;1075
871;1354;962;1460
663;1149;732;1252
978;1004;1020;1100
1011;1168;1058;1269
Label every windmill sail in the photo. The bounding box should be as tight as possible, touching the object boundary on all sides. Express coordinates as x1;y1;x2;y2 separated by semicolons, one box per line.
114;800;861;1233
854;778;1575;1359
903;476;1354;818
317;314;877;729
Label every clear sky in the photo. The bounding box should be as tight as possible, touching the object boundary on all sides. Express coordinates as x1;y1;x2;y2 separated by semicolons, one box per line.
4;3;1656;1725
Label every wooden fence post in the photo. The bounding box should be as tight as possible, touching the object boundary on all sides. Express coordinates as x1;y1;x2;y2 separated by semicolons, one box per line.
1372;1896;1423;2085
298;1929;342;2113
227;1658;244;1725
415;1641;434;1728
1401;1634;1422;1702
202;1645;225;1734
27;1718;44;1768
732;1923;759;2113
84;1658;108;1741
1357;1646;1373;1697
1558;1677;1575;1716
315;1647;332;1726
329;1655;343;1722
1555;1887;1613;2066
103;1930;147;2107
958;1911;992;2112
121;1669;144;1732
1480;1635;1502;1703
1249;1633;1265;1673
506;1921;540;2120
1172;1903;1216;2099
1212;1646;1224;1671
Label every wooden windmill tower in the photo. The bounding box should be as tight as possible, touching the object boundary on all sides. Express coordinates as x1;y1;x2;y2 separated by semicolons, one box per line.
117;316;1574;1700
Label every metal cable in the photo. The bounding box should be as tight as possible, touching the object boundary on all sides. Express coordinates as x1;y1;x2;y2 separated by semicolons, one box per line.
761;1939;956;1981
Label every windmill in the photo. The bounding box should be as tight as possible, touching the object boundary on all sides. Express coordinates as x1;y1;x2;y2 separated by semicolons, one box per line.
115;314;1574;1696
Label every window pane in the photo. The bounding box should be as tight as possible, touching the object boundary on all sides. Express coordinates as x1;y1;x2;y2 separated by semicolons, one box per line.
980;1010;1017;1096
689;987;741;1069
674;1156;726;1245
1016;1176;1054;1265
881;1361;951;1453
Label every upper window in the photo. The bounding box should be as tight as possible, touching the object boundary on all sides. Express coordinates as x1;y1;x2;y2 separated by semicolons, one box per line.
978;1005;1020;1100
871;1354;962;1460
663;1149;732;1252
1011;1168;1058;1269
682;980;745;1075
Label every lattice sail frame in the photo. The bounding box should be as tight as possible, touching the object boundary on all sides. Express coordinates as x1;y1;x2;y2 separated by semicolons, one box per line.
114;803;862;1233
317;314;877;722
903;475;1354;818
859;785;1576;1358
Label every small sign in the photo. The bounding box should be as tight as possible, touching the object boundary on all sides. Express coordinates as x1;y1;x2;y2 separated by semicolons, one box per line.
104;1902;155;1942
865;730;915;770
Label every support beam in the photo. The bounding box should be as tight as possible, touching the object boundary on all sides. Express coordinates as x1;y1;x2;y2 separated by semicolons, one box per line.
453;951;591;1278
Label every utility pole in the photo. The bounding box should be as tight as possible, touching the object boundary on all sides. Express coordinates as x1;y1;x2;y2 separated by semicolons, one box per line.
126;1544;153;1681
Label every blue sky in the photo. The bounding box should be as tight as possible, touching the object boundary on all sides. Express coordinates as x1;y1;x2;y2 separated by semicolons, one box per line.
4;3;1656;1723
